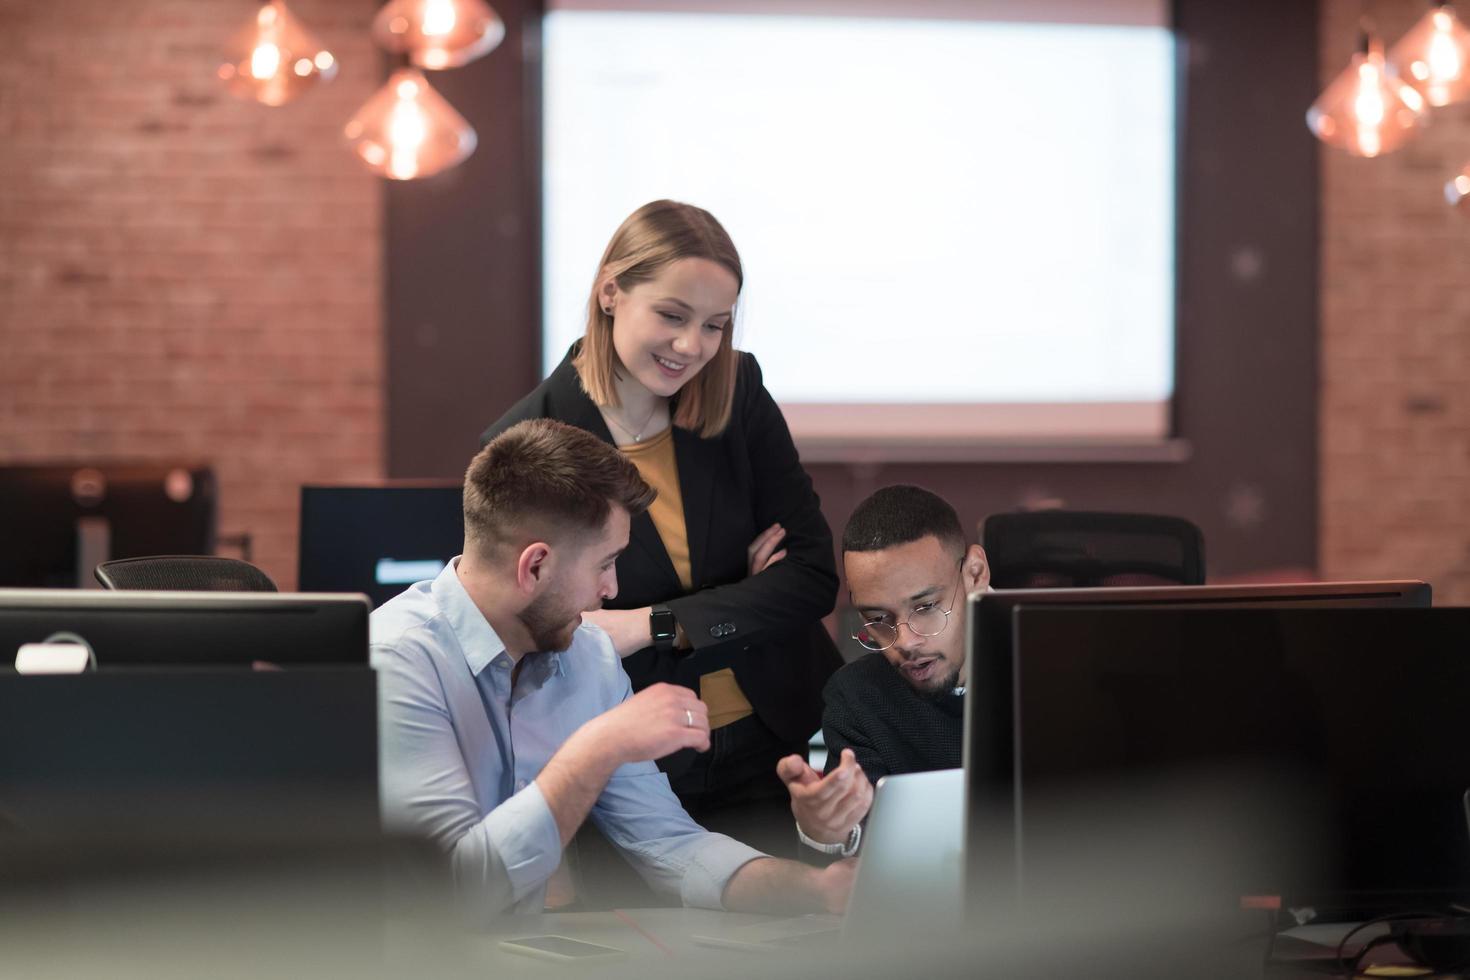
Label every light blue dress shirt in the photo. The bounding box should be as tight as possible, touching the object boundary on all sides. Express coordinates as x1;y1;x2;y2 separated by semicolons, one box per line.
371;559;765;917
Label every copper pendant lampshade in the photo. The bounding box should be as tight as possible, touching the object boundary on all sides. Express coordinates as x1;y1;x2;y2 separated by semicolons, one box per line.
218;0;337;107
1390;2;1470;107
343;67;478;180
1307;33;1426;157
371;0;506;70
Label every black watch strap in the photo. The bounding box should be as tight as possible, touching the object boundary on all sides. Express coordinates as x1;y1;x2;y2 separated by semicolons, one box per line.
649;604;677;654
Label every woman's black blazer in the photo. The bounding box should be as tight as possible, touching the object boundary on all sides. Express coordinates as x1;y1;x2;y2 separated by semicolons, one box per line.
480;345;842;746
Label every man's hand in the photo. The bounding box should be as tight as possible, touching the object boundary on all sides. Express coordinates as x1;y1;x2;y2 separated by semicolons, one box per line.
746;522;787;577
575;682;710;767
776;748;873;845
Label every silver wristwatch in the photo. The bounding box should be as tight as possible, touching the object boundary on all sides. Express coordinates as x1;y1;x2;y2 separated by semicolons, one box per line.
796;821;862;857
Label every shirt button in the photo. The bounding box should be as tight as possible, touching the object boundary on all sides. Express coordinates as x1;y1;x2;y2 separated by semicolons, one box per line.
516;779;527;791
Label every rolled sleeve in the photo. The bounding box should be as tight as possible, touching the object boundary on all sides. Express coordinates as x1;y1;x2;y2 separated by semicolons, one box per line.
590;757;765;909
469;780;562;903
678;833;766;910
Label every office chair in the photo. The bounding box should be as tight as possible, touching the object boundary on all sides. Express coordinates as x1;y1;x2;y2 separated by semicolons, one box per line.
94;556;279;592
981;510;1205;589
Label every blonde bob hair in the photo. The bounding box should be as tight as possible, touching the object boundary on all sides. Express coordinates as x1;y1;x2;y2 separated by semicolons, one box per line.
574;200;742;438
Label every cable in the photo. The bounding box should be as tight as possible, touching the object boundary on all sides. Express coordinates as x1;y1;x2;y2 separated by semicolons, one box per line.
1333;909;1443;977
1348;932;1405;977
32;631;97;671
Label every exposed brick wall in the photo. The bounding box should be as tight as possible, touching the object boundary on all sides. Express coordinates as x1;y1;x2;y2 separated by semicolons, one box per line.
1319;0;1470;603
0;0;384;589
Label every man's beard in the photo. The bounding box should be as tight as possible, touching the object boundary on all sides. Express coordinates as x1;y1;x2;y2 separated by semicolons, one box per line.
906;658;961;699
520;586;583;653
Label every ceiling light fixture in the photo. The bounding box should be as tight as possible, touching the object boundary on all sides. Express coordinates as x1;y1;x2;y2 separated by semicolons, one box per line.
1307;31;1426;157
343;66;477;180
1389;2;1470;107
218;0;337;107
371;0;506;70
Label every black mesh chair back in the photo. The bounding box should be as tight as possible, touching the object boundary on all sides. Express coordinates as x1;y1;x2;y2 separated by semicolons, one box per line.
94;556;278;592
982;511;1205;589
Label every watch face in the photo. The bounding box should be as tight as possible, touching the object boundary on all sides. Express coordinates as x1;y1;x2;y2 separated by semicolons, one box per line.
650;608;676;642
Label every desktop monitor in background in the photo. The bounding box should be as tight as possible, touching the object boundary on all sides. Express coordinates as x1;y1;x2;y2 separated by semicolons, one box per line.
0;464;216;588
298;485;463;608
971;605;1470;922
0;668;379;841
963;581;1433;913
0;589;370;668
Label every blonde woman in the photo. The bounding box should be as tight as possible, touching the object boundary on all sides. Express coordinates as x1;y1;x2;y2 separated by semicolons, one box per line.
481;200;840;856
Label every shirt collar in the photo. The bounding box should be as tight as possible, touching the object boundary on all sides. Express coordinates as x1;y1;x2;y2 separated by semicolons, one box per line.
431;558;565;678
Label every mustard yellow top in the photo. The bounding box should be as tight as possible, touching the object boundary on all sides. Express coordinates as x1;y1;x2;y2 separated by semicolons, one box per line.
619;428;691;591
620;428;753;729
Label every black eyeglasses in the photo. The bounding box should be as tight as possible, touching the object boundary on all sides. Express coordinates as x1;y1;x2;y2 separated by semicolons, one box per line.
851;561;963;653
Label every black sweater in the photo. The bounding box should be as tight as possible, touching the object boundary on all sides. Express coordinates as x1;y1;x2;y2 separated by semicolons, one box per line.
821;653;964;781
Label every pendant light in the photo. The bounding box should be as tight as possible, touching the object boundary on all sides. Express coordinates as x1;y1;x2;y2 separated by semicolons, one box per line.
218;0;337;107
371;0;506;70
1307;31;1427;157
343;66;477;180
1389;2;1470;107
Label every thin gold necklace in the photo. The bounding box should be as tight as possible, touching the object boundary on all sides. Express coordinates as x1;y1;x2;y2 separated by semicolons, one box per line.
606;401;661;443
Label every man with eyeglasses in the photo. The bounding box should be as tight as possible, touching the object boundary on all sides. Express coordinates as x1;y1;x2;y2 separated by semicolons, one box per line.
776;485;989;857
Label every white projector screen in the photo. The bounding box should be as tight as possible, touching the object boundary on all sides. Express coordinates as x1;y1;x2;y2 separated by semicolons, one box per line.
542;5;1177;454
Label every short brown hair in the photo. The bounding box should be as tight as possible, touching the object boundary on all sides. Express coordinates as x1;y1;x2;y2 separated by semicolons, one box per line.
575;200;742;438
464;418;656;557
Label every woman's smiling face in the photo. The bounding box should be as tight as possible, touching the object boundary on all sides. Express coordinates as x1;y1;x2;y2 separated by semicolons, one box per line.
603;257;738;398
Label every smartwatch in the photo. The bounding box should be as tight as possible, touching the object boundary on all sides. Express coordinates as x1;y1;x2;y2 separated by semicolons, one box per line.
649;604;677;654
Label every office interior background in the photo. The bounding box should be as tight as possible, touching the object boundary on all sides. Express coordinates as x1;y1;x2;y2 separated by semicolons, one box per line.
3;0;1466;604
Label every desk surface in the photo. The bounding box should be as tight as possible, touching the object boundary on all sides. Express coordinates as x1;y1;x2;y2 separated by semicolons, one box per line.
479;908;808;968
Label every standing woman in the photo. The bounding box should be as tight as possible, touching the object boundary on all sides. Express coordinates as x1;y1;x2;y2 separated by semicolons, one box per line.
481;200;841;856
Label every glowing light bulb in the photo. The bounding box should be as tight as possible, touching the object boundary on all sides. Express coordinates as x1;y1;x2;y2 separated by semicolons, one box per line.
422;0;457;36
251;42;281;80
1446;165;1470;207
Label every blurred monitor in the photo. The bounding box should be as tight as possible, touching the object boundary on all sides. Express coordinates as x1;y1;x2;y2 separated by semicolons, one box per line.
0;589;369;668
0;668;378;840
969;604;1470;914
0;464;215;588
298;485;462;608
964;581;1432;910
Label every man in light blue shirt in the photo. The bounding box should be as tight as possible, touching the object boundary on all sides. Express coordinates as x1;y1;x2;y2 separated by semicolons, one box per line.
374;418;854;918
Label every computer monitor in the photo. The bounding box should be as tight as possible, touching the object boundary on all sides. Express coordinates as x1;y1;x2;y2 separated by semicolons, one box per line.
0;589;370;667
298;485;463;608
0;464;216;588
973;605;1470;913
963;581;1432;909
0;668;379;840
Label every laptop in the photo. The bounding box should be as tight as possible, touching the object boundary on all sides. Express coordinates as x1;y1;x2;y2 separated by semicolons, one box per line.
692;767;964;951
